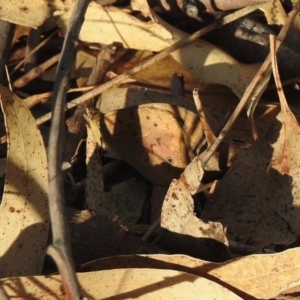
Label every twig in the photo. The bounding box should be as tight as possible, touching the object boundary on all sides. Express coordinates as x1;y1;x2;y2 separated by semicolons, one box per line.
24;28;41;72
0;285;9;300
142;218;161;242
10;29;58;76
47;0;89;299
86;44;116;86
200;3;300;168
270;35;289;111
36;3;264;125
13;53;60;88
0;20;15;82
185;0;269;15
5;66;12;91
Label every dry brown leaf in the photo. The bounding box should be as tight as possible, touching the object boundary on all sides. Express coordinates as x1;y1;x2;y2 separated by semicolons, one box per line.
112;50;225;93
86;103;203;185
0;86;49;276
57;2;266;98
98;87;282;144
199;33;300;247
71;213;137;265
105;178;148;223
0;0;68;28
97;87;198;114
85;125;105;214
88;87;282;186
200;110;300;247
260;0;287;26
161;157;231;261
81;248;300;299
1;268;242;299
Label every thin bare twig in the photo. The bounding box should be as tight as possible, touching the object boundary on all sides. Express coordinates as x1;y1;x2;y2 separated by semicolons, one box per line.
24;28;41;72
10;29;58;76
270;35;289;111
13;53;60;88
36;3;264;126
47;0;89;299
0;285;9;300
201;3;300;168
0;20;15;82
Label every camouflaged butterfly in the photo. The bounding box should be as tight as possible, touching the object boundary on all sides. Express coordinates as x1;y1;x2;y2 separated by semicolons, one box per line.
85;103;203;185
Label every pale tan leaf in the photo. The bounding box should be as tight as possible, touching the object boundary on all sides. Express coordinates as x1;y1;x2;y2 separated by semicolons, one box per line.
0;0;68;28
81;248;300;299
1;268;242;299
56;2;172;51
112;51;226;93
58;2;262;98
260;0;287;25
0;86;49;276
154;13;261;98
131;0;151;17
161;157;230;261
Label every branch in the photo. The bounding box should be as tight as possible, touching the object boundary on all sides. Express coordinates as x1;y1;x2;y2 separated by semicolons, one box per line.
47;0;90;299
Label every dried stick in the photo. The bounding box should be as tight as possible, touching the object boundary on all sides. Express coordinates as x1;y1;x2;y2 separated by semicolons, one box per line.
47;0;89;299
0;285;8;300
24;28;41;72
36;3;264;126
200;0;270;14
10;29;58;76
0;20;15;82
201;3;300;168
13;53;60;88
270;35;289;112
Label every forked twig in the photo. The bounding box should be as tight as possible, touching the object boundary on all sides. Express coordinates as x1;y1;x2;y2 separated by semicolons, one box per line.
47;0;89;299
36;3;265;125
201;2;300;168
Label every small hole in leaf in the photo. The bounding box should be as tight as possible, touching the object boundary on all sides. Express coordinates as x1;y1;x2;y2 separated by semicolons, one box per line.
167;157;174;164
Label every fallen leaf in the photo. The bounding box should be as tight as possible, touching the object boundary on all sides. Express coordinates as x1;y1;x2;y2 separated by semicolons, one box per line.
161;157;231;261
97;87;198;114
112;50;227;93
56;2;172;52
80;248;300;299
86;103;203;185
0;86;49;276
85;124;105;214
0;268;242;299
261;0;287;25
57;2;267;98
0;0;67;28
200;32;300;247
71;214;138;265
200;111;300;247
131;0;151;18
106;178;148;223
